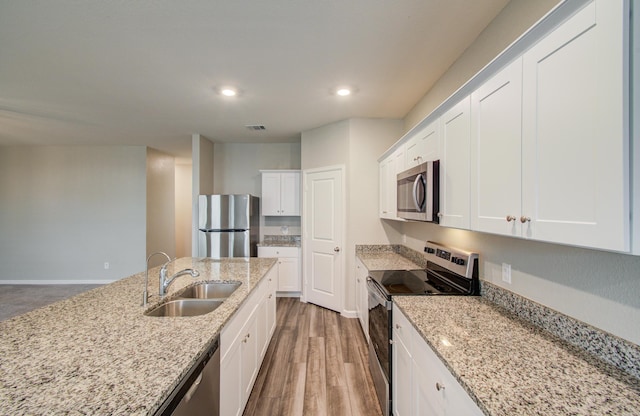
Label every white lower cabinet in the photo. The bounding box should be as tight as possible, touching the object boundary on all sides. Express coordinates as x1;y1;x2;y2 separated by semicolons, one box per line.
355;257;369;341
257;246;301;293
220;267;277;416
393;305;483;416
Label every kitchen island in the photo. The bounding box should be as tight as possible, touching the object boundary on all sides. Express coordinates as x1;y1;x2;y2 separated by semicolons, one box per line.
0;257;276;415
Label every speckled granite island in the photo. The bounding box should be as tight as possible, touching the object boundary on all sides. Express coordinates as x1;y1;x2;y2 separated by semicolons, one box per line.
356;247;640;415
0;257;276;415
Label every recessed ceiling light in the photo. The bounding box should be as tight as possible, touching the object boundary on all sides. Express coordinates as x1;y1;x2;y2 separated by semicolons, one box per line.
336;88;351;96
220;87;237;97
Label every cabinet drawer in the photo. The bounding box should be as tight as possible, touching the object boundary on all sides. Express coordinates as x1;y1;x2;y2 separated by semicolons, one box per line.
392;305;413;351
258;246;300;258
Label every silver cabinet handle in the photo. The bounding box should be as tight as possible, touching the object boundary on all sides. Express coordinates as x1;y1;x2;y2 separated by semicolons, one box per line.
437;212;443;218
520;216;531;223
334;247;340;252
436;382;445;391
506;215;516;222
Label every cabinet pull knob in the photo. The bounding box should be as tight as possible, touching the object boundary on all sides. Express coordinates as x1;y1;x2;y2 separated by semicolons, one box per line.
269;294;273;299
506;215;516;222
334;247;340;252
520;216;531;223
437;212;443;218
395;324;401;329
436;382;445;391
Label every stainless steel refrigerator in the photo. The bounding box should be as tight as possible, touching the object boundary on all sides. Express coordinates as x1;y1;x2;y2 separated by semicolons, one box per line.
198;194;260;258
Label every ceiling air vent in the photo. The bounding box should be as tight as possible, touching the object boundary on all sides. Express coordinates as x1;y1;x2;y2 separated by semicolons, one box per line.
245;124;266;131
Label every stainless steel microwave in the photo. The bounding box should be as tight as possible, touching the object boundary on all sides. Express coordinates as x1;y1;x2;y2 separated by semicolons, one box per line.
397;160;439;222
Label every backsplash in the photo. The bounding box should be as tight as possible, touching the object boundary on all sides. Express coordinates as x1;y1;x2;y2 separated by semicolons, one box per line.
482;281;640;380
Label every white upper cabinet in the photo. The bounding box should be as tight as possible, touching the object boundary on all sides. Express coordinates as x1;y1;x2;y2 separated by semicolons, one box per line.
471;58;523;236
406;120;439;168
261;171;301;216
521;0;629;251
439;96;471;229
379;146;405;220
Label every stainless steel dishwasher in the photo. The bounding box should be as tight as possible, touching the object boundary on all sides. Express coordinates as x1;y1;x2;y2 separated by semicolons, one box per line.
155;336;220;416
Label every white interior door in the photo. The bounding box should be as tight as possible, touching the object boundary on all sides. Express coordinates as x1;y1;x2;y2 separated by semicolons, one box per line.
303;166;344;313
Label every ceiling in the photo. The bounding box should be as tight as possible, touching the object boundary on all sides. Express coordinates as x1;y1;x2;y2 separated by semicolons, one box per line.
0;0;510;161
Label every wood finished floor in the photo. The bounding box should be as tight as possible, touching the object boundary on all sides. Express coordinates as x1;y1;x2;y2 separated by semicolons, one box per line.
243;297;382;416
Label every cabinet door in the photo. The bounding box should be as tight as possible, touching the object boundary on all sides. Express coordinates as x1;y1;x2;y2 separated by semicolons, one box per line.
387;147;405;220
439;96;471;228
355;259;369;340
277;257;300;291
379;157;393;218
220;341;243;416
522;0;629;251
471;58;523;236
266;273;277;338
241;315;259;405
280;172;301;215
392;328;412;416
261;173;282;216
406;120;439;168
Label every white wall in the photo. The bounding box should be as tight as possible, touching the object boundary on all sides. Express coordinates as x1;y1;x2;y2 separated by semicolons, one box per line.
146;148;176;267
175;162;192;258
0;145;147;283
302;119;402;313
394;0;640;345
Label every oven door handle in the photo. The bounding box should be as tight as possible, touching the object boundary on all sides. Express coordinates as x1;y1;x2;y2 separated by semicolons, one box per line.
367;278;392;310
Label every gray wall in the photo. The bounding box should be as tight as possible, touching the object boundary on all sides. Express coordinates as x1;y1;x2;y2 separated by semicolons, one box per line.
213;142;301;195
0;145;147;282
395;0;640;345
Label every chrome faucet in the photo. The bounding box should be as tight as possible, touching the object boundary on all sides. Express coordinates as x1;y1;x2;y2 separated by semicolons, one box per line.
159;260;200;298
143;251;171;307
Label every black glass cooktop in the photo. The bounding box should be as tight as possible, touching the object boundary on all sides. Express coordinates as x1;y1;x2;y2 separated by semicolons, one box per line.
368;269;461;297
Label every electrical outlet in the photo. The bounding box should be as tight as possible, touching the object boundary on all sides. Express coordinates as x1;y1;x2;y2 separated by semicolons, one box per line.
501;263;511;284
104;262;110;270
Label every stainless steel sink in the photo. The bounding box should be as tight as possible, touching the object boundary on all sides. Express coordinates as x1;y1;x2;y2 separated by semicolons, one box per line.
177;281;241;300
144;299;223;317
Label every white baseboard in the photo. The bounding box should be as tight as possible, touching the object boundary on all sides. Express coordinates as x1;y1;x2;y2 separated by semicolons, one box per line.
341;309;357;319
0;279;116;285
276;292;302;298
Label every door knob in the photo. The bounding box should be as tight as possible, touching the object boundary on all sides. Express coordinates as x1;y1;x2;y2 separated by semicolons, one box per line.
334;247;340;252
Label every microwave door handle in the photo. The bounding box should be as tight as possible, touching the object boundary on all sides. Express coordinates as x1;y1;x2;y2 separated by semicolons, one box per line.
412;174;423;211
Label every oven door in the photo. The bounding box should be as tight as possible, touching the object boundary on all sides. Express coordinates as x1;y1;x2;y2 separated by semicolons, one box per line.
367;278;392;416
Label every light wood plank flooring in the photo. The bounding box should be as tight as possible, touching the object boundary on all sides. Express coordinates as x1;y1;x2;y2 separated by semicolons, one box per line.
244;298;382;416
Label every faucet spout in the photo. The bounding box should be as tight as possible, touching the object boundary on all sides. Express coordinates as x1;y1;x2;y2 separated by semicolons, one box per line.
143;251;171;307
159;263;200;297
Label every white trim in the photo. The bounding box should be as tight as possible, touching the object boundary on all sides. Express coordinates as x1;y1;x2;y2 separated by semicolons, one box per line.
0;279;116;285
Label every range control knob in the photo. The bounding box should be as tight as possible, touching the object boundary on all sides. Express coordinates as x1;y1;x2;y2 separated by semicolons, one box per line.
453;257;466;266
424;246;436;254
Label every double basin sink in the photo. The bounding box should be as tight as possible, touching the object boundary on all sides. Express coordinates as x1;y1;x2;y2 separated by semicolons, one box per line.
145;281;241;317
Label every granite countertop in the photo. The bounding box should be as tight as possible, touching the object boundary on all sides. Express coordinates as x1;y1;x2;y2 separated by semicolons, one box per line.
357;248;640;414
257;242;301;248
357;251;421;271
394;296;640;416
0;257;277;415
